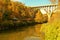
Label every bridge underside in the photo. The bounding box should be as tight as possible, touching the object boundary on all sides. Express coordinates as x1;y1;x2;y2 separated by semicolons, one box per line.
31;4;58;21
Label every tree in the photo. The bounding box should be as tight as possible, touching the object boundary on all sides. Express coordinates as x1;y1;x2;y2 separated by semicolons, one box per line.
34;9;43;23
49;0;56;4
58;0;60;6
2;10;12;20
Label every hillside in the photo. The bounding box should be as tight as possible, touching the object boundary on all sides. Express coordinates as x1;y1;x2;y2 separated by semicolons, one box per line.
40;7;60;40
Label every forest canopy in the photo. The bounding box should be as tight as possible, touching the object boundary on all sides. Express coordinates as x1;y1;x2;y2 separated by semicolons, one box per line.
0;0;48;29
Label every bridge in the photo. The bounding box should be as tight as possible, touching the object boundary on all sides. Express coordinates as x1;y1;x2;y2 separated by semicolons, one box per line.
30;4;58;21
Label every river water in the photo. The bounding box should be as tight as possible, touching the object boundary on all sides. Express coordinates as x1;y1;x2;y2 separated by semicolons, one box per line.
0;24;45;40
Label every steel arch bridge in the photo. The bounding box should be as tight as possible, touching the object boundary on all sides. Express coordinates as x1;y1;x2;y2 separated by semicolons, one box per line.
31;4;58;21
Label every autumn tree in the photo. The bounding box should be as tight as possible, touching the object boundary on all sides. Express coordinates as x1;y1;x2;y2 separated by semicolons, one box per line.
34;9;43;23
0;0;38;22
49;0;56;4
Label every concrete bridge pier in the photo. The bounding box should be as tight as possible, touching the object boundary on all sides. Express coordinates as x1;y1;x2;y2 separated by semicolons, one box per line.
31;4;57;22
47;13;52;21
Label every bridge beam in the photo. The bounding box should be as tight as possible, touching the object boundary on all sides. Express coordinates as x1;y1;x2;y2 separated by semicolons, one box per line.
43;5;57;21
31;4;57;21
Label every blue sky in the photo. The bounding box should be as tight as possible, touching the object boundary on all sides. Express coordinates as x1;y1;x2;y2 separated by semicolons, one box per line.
14;0;58;6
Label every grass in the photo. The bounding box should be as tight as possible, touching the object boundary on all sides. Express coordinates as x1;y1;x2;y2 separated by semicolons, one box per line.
40;15;60;40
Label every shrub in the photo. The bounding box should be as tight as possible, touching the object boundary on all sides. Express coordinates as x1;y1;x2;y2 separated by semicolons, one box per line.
42;14;48;23
34;9;43;23
14;21;23;27
1;21;14;30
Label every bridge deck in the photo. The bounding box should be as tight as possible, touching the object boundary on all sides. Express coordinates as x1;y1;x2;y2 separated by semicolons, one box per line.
30;4;58;8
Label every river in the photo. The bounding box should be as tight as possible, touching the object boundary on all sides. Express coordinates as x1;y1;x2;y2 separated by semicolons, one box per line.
0;24;45;40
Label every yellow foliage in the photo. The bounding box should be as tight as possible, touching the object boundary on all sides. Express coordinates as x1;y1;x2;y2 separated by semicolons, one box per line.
40;8;60;40
34;10;43;23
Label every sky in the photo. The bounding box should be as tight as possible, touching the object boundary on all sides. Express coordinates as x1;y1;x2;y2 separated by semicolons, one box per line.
13;0;58;6
12;0;58;14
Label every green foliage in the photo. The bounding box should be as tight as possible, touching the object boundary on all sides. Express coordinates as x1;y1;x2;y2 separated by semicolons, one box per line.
42;14;48;23
3;10;12;20
1;21;14;27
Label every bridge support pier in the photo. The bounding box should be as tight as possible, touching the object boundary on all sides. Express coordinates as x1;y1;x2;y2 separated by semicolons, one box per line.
47;13;51;21
31;4;57;22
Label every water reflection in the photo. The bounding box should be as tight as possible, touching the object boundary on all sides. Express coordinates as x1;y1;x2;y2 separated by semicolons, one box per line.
0;24;45;40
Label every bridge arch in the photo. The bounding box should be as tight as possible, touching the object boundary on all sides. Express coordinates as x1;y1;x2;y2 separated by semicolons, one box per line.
31;4;58;21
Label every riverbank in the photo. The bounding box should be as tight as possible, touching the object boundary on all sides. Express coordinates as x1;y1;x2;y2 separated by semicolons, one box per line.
0;21;36;32
0;18;48;32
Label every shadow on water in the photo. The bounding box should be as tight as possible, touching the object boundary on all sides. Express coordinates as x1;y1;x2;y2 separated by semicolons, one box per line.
0;21;47;34
0;23;46;40
0;23;37;34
